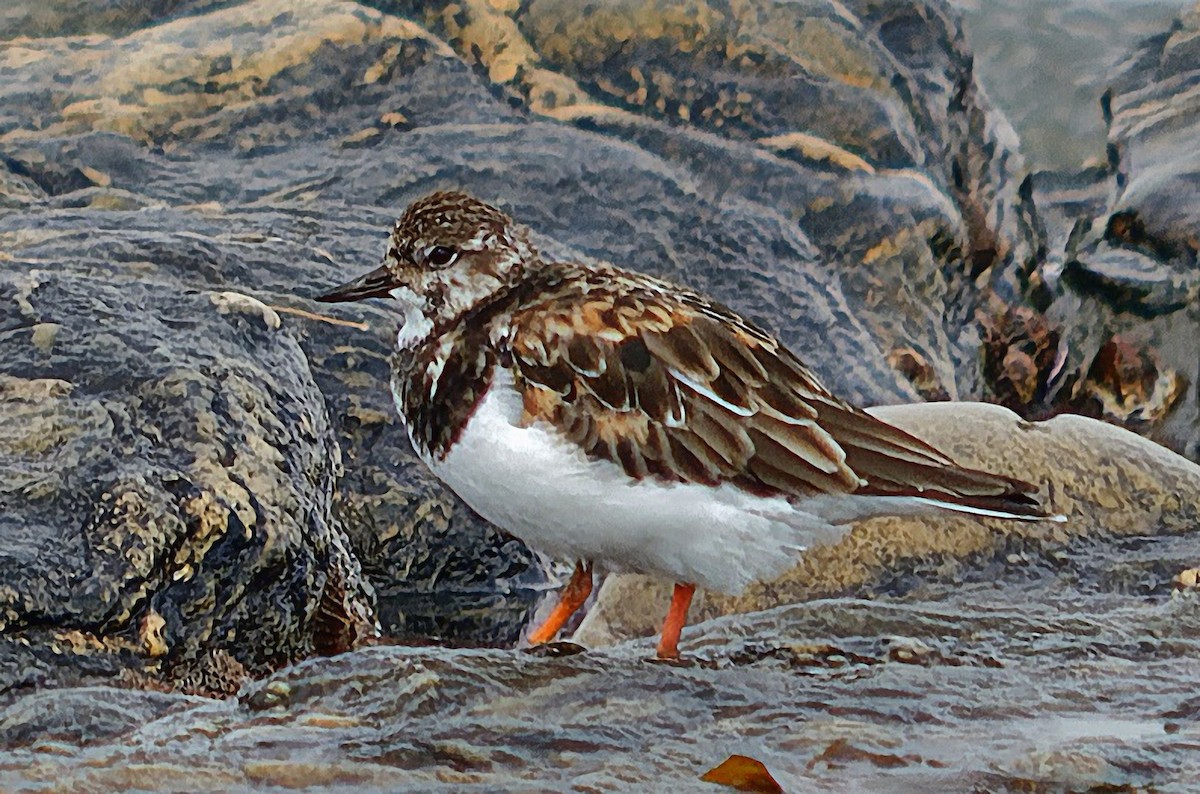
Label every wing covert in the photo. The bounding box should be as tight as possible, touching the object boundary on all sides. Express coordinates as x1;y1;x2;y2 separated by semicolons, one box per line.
506;283;864;497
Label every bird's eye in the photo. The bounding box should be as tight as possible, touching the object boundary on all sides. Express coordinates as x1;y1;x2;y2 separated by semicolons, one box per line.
425;245;458;268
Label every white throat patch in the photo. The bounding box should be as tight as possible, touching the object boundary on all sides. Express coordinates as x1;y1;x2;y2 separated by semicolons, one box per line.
391;286;434;348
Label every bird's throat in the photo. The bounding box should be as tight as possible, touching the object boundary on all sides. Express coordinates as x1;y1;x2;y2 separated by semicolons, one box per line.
391;286;435;350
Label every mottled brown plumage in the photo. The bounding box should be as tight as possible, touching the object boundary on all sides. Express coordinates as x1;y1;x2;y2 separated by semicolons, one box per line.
504;260;1042;515
319;190;1045;514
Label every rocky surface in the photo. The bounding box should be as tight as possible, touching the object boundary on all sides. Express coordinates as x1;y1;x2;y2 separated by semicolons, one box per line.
952;0;1193;170
1028;2;1200;459
0;0;1059;688
0;271;376;694
1;564;1198;791
0;4;1198;782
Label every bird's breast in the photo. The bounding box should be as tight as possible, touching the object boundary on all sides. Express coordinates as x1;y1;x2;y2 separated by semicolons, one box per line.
391;333;498;461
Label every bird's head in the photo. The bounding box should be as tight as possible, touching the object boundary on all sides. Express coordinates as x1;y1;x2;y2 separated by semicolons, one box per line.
316;191;537;341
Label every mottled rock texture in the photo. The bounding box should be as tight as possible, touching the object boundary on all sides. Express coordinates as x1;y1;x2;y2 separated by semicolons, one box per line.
1028;3;1200;457
0;0;1198;703
0;272;375;694
952;0;1191;170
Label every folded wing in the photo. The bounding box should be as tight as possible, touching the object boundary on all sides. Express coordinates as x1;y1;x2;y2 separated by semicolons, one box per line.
507;272;1044;518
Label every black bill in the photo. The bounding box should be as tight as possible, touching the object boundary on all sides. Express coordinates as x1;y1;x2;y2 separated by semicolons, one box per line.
315;264;398;303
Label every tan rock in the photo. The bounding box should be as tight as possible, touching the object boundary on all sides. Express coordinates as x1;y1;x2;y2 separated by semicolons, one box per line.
574;402;1200;647
0;0;449;147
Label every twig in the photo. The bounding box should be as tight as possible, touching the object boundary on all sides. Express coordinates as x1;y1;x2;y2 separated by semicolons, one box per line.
269;304;370;332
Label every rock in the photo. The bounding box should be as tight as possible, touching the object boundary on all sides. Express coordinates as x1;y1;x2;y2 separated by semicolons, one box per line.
0;584;1197;791
0;271;374;694
1062;247;1198;318
969;1;1200;462
951;0;1191;170
1086;3;1200;457
1104;4;1200;263
0;1;226;39
1;0;1197;687
1019;2;1200;458
575;402;1200;647
0;0;501;149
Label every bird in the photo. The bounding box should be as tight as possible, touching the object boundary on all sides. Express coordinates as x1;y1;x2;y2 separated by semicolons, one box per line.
316;191;1058;660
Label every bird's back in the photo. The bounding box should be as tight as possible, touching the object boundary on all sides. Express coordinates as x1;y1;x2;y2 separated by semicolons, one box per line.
502;260;1049;522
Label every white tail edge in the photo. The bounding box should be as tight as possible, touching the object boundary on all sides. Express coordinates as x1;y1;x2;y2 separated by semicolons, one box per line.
911;496;1068;523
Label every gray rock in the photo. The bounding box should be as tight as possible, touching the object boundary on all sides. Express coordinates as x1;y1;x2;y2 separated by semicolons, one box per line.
0;0;1196;696
952;0;1192;170
1104;4;1200;266
1023;3;1200;456
1062;245;1198;318
0;562;1196;790
0;270;373;693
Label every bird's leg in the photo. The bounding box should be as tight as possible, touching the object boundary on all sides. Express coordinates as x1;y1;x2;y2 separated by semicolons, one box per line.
527;560;593;645
656;582;697;660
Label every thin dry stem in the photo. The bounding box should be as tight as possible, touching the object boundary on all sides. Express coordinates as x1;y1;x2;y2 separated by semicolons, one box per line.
270;304;370;332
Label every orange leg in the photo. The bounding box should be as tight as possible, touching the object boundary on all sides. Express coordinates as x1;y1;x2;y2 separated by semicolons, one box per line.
527;560;593;645
656;582;697;659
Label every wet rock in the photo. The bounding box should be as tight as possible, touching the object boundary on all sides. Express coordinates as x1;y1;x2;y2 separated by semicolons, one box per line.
992;2;1200;460
0;0;506;150
0;271;374;694
576;402;1200;647
1;0;1197;696
952;0;1191;170
1062;244;1198;318
1083;4;1200;458
0;1;233;39
1105;5;1200;264
0;578;1197;790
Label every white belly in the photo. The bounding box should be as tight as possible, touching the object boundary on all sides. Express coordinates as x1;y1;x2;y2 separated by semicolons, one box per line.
411;372;858;594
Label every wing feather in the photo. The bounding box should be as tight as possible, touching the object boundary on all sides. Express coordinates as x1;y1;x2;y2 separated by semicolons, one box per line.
644;325;719;380
507;280;858;496
507;269;1043;516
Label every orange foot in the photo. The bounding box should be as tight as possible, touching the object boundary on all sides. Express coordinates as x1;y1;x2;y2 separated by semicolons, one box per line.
527;560;593;646
656;582;696;660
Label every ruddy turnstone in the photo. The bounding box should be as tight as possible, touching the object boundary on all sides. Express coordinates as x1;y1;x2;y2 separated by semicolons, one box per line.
317;191;1056;659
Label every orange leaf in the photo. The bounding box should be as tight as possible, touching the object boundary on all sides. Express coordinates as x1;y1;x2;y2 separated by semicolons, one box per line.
700;754;784;793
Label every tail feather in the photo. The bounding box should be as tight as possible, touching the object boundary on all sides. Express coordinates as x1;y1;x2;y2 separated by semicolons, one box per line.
852;462;1063;522
907;495;1067;523
816;402;1062;522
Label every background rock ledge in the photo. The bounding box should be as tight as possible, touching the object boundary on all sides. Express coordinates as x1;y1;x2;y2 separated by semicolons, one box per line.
0;0;1198;694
